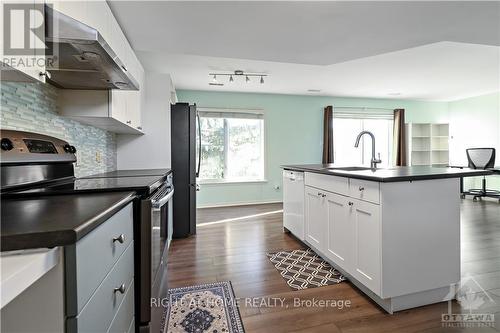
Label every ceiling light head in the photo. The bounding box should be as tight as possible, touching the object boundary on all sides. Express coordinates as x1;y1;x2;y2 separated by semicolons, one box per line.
246;75;250;83
260;76;264;84
229;75;234;83
234;70;244;76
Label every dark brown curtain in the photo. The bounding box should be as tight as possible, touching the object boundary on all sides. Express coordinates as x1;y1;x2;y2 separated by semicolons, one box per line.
393;108;407;166
322;106;334;164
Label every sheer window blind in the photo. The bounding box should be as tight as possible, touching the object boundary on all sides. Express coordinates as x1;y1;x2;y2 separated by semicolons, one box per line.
198;107;264;120
333;107;394;120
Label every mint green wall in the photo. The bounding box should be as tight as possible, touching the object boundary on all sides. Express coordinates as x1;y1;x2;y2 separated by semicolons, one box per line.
449;92;500;191
178;90;452;207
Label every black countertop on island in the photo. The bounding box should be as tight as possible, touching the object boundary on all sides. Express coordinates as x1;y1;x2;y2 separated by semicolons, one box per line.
1;192;136;251
282;164;493;182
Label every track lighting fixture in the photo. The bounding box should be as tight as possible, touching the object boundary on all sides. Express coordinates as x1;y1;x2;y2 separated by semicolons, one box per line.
208;70;268;86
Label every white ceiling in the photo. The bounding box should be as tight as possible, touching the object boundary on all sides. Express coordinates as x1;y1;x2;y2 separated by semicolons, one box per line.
109;1;500;101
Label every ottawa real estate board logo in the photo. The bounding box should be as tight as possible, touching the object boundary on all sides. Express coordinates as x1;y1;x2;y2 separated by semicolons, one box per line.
442;276;496;328
2;3;57;72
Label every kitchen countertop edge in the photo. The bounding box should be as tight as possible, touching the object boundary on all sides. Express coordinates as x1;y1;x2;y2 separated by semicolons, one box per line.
1;192;137;252
281;165;493;182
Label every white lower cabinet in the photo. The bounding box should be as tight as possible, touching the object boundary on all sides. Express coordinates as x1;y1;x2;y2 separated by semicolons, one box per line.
304;181;381;296
351;198;380;295
304;186;326;252
298;173;461;312
325;192;352;272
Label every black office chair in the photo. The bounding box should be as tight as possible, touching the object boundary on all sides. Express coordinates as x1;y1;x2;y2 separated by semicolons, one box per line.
461;148;500;201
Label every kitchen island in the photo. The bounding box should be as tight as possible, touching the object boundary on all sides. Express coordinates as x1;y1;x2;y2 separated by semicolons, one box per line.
282;164;492;313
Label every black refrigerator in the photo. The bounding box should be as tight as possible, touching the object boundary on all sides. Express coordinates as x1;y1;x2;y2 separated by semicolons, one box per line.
171;103;198;238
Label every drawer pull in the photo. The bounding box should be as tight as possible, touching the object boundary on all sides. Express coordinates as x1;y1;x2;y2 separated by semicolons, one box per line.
348;201;354;206
113;284;126;294
359;186;365;191
113;234;125;244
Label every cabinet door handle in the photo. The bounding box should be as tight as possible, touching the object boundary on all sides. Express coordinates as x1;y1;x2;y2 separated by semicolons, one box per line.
113;284;126;294
358;186;365;191
348;201;354;206
113;234;125;244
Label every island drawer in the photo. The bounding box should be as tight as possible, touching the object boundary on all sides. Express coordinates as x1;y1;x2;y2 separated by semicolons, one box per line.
67;242;134;332
305;172;349;196
107;279;135;333
65;202;134;316
349;179;380;204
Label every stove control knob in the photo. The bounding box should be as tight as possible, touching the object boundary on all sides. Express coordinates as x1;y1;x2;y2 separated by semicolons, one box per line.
1;138;13;151
63;144;77;154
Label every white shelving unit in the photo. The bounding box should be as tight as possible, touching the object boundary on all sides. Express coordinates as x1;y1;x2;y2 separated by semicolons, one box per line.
406;123;449;167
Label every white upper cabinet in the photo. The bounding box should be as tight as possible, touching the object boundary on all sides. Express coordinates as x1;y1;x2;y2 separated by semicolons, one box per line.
48;0;145;134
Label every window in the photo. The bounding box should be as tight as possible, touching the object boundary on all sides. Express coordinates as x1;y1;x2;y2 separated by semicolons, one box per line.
333;108;394;168
198;108;265;182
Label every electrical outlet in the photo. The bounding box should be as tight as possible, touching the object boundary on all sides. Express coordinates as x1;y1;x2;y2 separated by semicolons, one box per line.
95;151;101;163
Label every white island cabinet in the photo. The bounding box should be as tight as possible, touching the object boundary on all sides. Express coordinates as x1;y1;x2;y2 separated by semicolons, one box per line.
285;170;460;313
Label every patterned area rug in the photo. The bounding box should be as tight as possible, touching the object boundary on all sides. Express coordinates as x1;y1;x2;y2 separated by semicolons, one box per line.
267;248;346;290
162;281;245;333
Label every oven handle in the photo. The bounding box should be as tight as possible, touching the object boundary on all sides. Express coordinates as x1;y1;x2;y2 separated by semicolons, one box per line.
152;188;174;210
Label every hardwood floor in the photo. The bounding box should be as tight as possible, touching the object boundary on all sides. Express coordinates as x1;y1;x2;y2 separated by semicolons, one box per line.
196;202;283;224
167;199;500;333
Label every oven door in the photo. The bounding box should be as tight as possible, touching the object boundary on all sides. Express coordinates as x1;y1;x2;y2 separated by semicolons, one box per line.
139;185;174;327
151;187;174;284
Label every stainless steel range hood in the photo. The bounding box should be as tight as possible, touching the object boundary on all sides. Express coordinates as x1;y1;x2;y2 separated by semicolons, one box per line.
44;5;139;90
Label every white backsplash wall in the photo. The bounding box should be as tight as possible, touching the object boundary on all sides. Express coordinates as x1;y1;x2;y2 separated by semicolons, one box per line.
1;82;116;177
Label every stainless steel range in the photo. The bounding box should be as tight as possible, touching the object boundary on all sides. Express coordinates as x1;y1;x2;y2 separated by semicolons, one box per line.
0;129;173;331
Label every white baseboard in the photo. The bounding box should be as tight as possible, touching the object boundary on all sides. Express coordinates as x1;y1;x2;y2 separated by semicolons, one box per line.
197;200;283;209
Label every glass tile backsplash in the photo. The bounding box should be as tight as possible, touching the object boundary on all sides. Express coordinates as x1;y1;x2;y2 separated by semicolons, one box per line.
1;82;116;177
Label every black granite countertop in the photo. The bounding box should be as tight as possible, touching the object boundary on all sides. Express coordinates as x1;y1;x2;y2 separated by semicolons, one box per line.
1;192;136;251
282;164;493;182
5;175;166;198
83;168;172;178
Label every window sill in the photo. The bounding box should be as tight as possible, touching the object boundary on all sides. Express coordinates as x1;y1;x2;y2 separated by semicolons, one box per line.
198;179;268;185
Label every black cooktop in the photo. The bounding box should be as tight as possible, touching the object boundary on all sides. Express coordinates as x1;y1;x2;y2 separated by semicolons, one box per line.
83;169;172;178
3;175;166;198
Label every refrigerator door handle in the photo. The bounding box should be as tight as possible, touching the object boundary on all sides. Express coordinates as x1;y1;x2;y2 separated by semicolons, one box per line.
196;113;201;178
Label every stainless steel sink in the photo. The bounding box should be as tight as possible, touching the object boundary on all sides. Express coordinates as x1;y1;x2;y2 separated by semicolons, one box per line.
326;166;373;171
